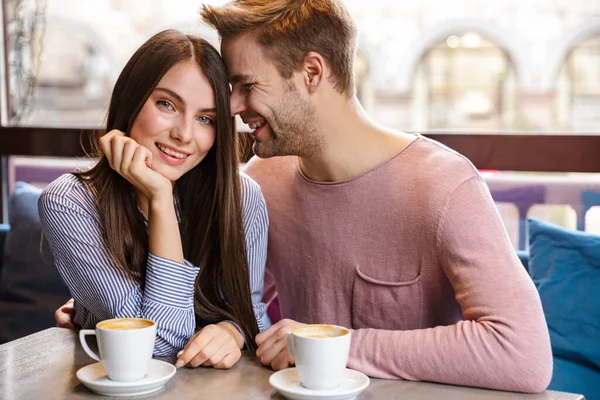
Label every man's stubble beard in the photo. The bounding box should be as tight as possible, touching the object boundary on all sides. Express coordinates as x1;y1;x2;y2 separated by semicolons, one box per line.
252;86;322;159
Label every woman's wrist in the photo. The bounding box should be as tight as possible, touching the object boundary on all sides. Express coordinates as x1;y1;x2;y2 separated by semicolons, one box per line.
217;321;245;349
146;190;184;264
148;191;175;214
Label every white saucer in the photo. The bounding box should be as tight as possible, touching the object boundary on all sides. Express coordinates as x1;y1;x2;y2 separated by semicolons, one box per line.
76;359;176;397
269;368;370;400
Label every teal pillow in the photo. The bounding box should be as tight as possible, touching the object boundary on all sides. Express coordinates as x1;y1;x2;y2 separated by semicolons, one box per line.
527;218;600;369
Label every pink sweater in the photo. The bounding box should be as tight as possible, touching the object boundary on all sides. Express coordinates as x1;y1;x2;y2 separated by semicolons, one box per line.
244;136;552;393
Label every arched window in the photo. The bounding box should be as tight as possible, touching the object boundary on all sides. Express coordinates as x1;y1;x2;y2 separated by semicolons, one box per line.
555;35;600;130
412;32;517;131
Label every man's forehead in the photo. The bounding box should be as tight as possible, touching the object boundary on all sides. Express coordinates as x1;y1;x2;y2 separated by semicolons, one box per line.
221;33;259;59
221;36;269;81
225;59;257;83
221;37;255;72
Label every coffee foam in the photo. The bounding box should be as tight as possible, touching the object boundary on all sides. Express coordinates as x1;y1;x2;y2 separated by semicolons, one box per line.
97;318;154;330
293;324;349;338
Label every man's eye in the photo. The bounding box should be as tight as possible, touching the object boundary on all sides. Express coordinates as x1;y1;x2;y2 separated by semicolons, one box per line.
157;100;174;110
243;83;255;91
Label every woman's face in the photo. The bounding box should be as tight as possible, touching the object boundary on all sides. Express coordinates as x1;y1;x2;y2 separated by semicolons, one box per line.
130;60;217;182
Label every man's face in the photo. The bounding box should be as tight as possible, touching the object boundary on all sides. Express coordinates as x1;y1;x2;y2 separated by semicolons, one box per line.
221;33;321;158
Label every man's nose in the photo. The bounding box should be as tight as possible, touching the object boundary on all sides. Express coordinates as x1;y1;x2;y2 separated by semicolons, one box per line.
230;90;247;116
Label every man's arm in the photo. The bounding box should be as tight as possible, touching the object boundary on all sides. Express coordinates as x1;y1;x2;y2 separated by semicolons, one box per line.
55;298;76;329
348;176;552;393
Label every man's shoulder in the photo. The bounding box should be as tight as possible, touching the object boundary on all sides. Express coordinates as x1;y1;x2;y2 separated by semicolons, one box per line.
410;136;480;185
243;155;297;185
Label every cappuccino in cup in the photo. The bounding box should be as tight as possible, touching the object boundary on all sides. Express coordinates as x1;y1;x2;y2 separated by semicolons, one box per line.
97;318;154;330
79;318;157;382
286;324;351;390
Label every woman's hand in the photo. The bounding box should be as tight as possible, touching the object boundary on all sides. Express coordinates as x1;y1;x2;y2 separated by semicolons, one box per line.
55;298;76;330
100;130;172;201
175;322;244;369
101;132;184;263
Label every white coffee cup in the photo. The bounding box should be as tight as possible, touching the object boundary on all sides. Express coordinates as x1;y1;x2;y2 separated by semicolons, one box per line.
286;324;351;390
79;317;157;382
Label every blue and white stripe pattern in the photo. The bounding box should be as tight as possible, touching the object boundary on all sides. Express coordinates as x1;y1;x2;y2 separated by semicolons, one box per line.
38;172;270;357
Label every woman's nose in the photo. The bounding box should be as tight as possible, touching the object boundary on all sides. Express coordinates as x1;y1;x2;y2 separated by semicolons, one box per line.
171;119;193;142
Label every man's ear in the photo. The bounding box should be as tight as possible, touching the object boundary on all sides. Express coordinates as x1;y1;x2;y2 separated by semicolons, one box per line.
301;52;325;94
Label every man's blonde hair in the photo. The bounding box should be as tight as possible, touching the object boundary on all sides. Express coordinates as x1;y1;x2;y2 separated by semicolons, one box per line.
201;0;357;98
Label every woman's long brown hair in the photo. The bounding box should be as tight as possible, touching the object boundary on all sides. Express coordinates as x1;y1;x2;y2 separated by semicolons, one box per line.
75;29;259;350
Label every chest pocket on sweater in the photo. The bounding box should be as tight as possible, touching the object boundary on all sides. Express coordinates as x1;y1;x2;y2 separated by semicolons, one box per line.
352;266;423;330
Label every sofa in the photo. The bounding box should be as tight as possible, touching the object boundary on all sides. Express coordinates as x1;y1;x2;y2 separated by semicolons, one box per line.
517;250;600;399
519;218;600;399
0;182;70;344
0;182;598;399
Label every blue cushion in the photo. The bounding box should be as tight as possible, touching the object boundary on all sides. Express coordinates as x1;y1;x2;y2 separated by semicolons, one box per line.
527;218;600;371
0;182;70;343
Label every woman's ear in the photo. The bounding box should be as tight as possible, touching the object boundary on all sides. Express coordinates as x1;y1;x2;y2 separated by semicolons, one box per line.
302;52;325;94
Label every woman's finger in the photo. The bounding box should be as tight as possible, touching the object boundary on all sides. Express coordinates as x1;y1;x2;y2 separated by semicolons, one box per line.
201;345;226;367
129;145;152;180
176;329;213;368
120;138;138;174
212;348;241;369
99;130;124;167
201;339;230;367
144;147;153;168
187;334;223;368
109;135;126;173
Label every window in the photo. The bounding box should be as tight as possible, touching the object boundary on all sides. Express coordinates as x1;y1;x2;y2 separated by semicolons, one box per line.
2;1;600;228
556;35;600;130
412;33;517;131
4;0;222;127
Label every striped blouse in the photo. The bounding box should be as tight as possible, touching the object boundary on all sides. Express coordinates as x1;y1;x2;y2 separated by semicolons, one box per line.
38;172;270;356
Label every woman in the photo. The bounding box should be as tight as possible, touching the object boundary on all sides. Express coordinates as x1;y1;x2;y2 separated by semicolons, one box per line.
38;29;269;369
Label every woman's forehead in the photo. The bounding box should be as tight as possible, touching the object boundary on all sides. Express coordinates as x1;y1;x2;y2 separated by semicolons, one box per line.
156;61;216;108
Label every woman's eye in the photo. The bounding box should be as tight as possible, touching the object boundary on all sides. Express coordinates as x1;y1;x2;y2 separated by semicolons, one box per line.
157;100;173;110
198;116;214;125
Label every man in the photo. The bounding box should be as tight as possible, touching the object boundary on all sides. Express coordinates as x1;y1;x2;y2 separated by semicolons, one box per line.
200;0;552;393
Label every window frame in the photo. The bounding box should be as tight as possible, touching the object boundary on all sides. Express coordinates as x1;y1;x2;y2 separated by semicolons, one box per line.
2;126;599;173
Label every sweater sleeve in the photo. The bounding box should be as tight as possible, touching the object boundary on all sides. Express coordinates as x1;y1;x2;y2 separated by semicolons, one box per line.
38;189;198;357
347;175;553;393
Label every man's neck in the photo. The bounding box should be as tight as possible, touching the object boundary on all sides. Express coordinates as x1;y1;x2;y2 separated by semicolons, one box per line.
299;97;415;182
